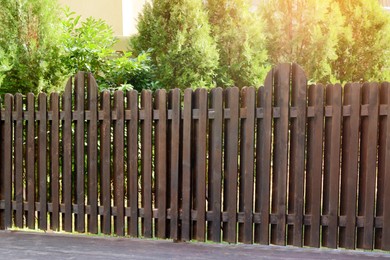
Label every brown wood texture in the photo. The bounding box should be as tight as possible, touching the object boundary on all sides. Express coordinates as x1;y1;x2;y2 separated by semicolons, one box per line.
322;84;342;248
255;73;273;245
113;90;125;236
207;88;223;243
87;74;98;234
155;89;167;239
304;84;324;247
50;92;60;231
62;78;73;232
223;87;239;244
141;90;153;238
378;82;390;250
100;91;111;234
14;93;23;228
169;89;180;240
74;73;85;233
271;64;290;246
3;94;13;228
239;87;255;244
357;83;379;250
181;89;193;242
339;83;361;249
38;93;47;230
193;89;207;242
0;68;389;251
26;93;35;229
288;64;307;247
127;90;138;237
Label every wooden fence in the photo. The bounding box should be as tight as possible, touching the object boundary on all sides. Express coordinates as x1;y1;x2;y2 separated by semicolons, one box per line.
0;63;389;251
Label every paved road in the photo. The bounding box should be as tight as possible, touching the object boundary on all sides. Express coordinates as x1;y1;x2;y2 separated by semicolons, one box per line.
0;231;389;259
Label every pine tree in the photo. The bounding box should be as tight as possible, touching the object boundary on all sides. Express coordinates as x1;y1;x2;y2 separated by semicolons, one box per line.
130;0;219;89
332;0;390;82
0;0;63;93
206;0;268;87
259;0;344;83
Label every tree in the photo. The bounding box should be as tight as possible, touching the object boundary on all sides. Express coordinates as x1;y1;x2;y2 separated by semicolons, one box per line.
130;0;219;89
259;0;344;83
206;0;268;87
0;0;63;94
332;0;390;83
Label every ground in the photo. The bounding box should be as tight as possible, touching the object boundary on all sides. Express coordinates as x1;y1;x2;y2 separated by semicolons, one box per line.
0;231;389;259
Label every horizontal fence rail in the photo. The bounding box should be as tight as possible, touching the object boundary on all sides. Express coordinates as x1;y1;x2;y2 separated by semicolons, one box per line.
0;63;389;251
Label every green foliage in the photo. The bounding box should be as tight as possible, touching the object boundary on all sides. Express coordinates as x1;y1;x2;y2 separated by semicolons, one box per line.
131;0;219;89
0;0;63;94
206;0;269;87
259;0;344;83
332;0;390;83
60;10;159;92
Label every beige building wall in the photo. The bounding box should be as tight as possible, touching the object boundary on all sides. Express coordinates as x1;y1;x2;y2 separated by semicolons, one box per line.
58;0;148;50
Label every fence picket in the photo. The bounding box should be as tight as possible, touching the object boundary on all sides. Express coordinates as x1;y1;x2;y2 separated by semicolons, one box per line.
208;87;223;243
127;90;139;237
74;73;85;233
339;83;361;249
38;93;47;230
62;78;73;232
322;84;342;248
14;93;23;228
87;74;98;234
223;87;239;244
113;90;125;236
239;87;255;244
271;64;290;246
193;89;207;242
100;91;111;234
3;94;13;228
357;83;379;250
288;64;307;247
155;89;167;238
181;89;193;241
50;92;60;231
378;82;390;250
169;89;181;240
26;93;35;229
141;90;153;238
255;73;273;245
304;84;324;247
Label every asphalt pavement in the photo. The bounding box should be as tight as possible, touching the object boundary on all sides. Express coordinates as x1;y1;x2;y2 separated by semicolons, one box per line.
0;230;389;259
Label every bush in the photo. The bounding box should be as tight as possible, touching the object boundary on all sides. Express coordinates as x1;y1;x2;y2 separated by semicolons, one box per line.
0;0;63;94
60;9;159;92
332;0;390;82
259;0;344;83
130;0;220;89
206;0;269;87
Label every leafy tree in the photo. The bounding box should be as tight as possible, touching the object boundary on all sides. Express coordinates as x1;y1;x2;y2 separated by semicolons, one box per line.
61;10;159;92
206;0;268;87
130;0;219;89
332;0;390;82
0;0;63;94
259;0;344;83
